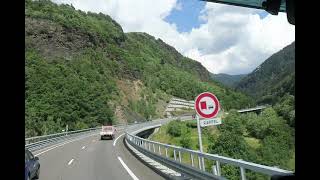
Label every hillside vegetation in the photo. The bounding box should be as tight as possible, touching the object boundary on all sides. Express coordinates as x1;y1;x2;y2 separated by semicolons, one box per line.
210;73;247;88
25;0;253;136
236;42;295;105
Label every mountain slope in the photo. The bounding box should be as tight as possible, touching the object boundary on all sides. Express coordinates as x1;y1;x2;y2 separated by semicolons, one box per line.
211;73;247;88
236;41;295;104
25;0;253;136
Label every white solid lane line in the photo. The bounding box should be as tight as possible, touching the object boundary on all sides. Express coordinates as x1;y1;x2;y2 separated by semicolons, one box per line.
81;146;86;149
68;159;74;165
34;133;98;156
117;156;139;180
113;133;125;147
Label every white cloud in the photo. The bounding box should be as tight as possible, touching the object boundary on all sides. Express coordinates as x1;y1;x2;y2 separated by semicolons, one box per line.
182;3;295;74
51;0;295;75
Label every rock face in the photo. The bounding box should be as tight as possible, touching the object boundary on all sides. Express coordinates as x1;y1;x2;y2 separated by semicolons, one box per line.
26;18;94;60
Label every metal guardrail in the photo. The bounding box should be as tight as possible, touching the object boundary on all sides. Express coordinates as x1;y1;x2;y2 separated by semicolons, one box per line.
25;127;99;144
25;123;135;152
125;124;294;180
24;117;177;152
25;127;101;152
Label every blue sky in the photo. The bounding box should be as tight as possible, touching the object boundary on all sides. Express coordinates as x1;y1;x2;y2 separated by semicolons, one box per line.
165;0;206;33
165;0;268;33
258;11;268;18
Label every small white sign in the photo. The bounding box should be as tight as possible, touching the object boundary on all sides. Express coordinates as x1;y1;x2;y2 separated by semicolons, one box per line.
200;118;222;127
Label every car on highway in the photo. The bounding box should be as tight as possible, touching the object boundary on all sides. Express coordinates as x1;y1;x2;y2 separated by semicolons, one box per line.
100;125;117;140
25;149;40;180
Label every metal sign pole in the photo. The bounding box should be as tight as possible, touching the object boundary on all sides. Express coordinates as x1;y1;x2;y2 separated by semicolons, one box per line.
196;114;205;170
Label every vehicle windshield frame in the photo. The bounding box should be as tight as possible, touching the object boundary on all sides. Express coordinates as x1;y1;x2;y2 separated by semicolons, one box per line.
102;126;113;131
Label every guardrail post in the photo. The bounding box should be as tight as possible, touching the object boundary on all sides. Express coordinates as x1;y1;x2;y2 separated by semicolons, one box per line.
159;146;161;155
202;157;206;172
174;150;177;161
212;165;218;175
216;161;221;176
165;148;168;158
153;144;155;152
190;153;194;167
198;156;202;170
148;143;151;151
178;151;182;163
240;167;246;180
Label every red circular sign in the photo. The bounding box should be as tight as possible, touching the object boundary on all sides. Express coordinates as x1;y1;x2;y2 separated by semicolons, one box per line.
194;92;220;118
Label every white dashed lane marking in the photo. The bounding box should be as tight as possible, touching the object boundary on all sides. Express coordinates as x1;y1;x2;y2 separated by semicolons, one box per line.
118;156;139;180
113;133;125;147
68;159;74;166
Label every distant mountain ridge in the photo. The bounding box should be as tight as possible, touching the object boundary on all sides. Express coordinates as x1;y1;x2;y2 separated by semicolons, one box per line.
235;41;295;104
211;73;247;88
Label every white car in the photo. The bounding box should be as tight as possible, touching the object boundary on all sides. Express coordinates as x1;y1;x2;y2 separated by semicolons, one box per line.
100;126;116;140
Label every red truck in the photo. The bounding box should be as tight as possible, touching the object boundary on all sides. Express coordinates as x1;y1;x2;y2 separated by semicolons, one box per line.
100;126;117;140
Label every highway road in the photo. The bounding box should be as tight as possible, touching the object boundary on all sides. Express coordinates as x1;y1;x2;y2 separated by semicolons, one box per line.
32;129;165;180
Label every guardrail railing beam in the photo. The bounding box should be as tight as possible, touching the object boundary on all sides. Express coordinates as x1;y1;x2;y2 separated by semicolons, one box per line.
124;118;294;180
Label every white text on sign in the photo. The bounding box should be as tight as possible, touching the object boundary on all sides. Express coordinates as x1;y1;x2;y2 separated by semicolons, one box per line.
200;118;222;127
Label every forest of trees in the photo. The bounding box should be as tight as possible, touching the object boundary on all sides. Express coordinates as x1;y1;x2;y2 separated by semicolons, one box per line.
236;41;295;105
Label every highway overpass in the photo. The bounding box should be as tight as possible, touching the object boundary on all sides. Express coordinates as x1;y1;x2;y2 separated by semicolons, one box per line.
237;105;268;113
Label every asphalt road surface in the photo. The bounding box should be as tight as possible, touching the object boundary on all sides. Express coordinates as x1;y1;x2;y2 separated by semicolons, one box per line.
33;129;165;180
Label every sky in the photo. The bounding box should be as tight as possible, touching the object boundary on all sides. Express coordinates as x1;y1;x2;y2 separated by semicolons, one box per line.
52;0;295;75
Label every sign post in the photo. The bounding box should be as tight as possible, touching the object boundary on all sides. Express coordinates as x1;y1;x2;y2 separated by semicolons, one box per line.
194;92;221;171
196;114;205;170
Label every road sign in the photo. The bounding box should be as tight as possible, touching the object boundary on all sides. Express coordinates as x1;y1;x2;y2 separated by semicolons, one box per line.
194;92;220;119
200;118;222;127
194;92;221;169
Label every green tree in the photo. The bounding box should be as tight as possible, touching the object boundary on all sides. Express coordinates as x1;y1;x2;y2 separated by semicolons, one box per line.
219;110;245;135
167;120;183;137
